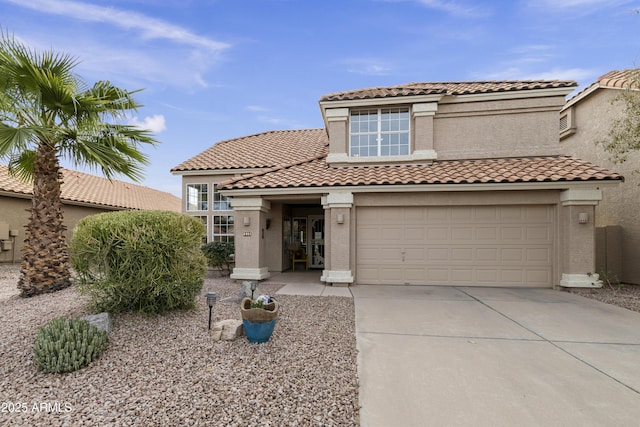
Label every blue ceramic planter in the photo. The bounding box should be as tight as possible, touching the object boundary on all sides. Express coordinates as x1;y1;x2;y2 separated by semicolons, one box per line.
243;319;277;343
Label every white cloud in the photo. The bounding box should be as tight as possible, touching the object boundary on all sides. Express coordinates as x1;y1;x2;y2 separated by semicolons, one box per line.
5;0;229;52
344;58;393;76
3;0;232;89
478;66;597;82
530;0;630;8
129;114;167;133
415;0;479;16
381;0;486;17
246;105;270;113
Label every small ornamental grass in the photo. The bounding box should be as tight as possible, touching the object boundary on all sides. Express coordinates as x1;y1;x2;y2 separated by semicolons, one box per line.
69;210;207;314
33;317;108;374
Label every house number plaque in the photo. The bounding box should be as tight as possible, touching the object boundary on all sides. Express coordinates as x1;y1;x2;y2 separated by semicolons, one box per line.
243;232;252;237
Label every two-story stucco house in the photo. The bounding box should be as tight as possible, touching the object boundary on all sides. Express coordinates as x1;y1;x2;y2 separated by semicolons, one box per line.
172;80;622;288
560;69;640;285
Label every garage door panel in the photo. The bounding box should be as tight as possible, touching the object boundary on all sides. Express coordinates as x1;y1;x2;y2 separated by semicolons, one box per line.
426;207;448;221
451;208;473;221
357;205;554;287
404;227;426;240
380;248;402;261
451;269;473;283
526;269;551;284
500;269;524;283
427;268;450;282
381;227;403;240
501;248;524;262
380;267;404;283
427;227;449;240
526;226;552;241
476;248;498;261
405;268;427;282
475;227;497;241
404;247;426;261
474;206;498;221
526;206;552;220
476;269;499;283
404;208;426;223
452;227;474;240
451;248;473;261
358;226;382;241
426;248;448;261
501;227;523;240
500;206;523;220
526;248;551;262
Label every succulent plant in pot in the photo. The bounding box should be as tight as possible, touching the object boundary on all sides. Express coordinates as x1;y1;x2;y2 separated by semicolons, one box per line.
240;294;279;343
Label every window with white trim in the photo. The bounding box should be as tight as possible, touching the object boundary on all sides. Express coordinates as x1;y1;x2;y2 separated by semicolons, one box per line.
350;107;410;157
186;184;208;211
213;183;232;210
213;215;234;243
193;215;208;244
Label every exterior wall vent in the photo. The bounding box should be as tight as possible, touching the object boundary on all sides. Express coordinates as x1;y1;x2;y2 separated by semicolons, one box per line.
560;107;577;140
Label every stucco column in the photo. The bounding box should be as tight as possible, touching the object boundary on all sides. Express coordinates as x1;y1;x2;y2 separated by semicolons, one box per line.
320;192;354;286
412;102;438;160
325;108;349;164
230;197;271;281
559;188;602;287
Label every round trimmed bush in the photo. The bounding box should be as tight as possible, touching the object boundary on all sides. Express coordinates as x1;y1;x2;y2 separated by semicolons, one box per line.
69;210;207;314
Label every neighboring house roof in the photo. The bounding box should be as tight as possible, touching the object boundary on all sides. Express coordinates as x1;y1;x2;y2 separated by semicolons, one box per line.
171;129;328;172
320;80;577;102
218;155;623;191
0;165;181;212
564;69;640;110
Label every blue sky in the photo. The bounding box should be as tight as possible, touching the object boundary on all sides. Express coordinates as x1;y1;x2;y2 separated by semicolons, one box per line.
1;0;639;197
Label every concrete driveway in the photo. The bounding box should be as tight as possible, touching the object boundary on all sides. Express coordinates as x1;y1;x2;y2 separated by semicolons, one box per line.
352;285;640;427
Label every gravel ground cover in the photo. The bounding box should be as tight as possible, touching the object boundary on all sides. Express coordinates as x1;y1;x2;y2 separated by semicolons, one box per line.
0;265;359;426
3;263;640;427
568;282;640;313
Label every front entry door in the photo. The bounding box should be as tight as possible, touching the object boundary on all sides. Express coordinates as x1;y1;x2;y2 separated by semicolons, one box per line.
309;215;325;268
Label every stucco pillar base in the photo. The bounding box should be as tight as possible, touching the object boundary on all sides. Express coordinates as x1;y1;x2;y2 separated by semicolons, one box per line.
230;267;270;281
560;273;603;288
321;269;353;286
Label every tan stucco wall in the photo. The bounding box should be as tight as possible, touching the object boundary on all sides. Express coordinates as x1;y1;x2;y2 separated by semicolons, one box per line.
434;97;565;160
325;94;566;164
561;89;640;284
0;195;115;263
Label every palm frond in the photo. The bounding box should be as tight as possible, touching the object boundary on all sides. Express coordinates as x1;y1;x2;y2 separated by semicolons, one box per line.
0;123;37;155
6;150;36;183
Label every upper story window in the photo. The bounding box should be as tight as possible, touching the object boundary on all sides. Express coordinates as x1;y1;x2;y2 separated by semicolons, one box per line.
213;183;232;210
350;107;410;157
186;183;208;211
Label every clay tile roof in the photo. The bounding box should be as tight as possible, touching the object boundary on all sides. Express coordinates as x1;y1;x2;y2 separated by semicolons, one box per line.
320;80;577;102
564;69;640;108
171;129;329;172
0;165;181;212
597;69;640;89
218;156;622;190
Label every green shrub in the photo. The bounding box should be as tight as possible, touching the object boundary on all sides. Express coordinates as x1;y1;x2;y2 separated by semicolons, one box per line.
201;241;234;274
33;317;108;374
69;210;207;314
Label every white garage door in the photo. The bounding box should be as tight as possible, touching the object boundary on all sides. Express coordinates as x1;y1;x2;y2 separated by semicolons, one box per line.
356;205;554;287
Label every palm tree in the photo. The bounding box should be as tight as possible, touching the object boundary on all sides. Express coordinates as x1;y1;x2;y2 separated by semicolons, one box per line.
0;32;158;297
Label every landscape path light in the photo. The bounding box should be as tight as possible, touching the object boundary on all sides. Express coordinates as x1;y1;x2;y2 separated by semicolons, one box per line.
206;292;218;330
